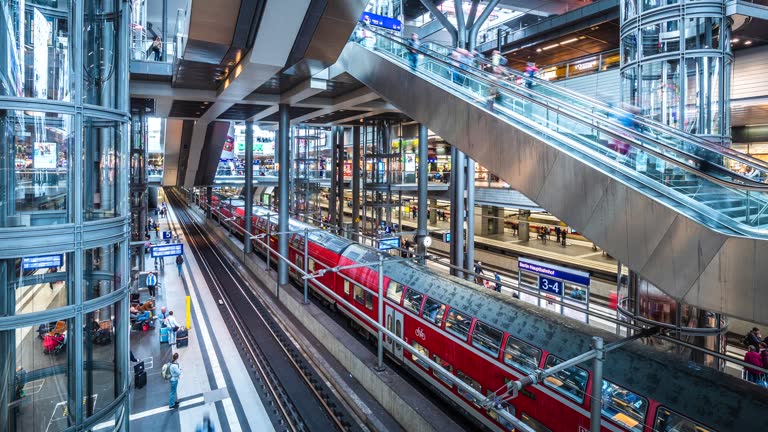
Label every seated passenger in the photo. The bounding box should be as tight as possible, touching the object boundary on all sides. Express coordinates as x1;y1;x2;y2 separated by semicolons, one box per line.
743;345;764;383
138;300;155;313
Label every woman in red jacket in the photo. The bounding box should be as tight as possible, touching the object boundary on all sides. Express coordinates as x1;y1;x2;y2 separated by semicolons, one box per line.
744;345;765;383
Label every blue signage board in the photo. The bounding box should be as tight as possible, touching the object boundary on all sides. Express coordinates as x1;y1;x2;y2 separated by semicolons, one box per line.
538;277;562;296
162;231;172;240
379;237;401;251
150;244;184;258
360;12;402;31
518;257;590;286
22;254;64;270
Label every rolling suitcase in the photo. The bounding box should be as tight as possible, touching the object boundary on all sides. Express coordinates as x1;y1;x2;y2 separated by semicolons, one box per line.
135;370;147;389
159;326;170;343
175;328;188;348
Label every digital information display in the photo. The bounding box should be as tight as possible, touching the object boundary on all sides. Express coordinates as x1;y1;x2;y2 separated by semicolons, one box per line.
379;237;401;251
150;244;184;258
22;254;64;270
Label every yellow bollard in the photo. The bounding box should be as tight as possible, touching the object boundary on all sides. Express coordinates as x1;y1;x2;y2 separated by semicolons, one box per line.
186;295;191;329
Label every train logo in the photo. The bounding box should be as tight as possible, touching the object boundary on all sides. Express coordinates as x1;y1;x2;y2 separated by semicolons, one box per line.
414;327;426;341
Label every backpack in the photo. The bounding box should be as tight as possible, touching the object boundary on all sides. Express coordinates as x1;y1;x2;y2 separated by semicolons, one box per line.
744;333;753;347
162;362;172;380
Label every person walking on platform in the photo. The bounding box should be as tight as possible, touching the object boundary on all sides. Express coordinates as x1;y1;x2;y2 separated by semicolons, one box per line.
176;254;184;276
555;226;561;244
167;353;182;409
744;346;764;383
561;229;568;247
474;261;484;285
494;272;502;293
147;271;158;297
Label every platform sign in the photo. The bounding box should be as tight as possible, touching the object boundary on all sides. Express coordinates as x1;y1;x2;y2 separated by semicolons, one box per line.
360;12;402;31
379;237;401;251
538;277;562;296
162;231;172;240
150;244;184;258
518;257;590;286
22;254;63;270
442;232;451;243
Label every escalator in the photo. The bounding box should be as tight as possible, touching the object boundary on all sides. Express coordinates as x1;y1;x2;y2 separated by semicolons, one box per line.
339;30;768;323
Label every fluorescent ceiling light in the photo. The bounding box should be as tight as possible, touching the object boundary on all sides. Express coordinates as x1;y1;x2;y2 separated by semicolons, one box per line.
542;44;559;50
745;40;752;45
731;38;740;43
560;38;579;45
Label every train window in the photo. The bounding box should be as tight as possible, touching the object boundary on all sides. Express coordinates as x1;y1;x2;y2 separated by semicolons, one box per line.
411;341;430;369
445;308;472;341
421;298;446;327
403;288;425;315
432;355;453;387
543;356;589;404
365;291;374;310
456;370;482;407
387;281;404;304
471;321;503;358
308;259;316;272
654;407;715;432
344;280;351;295
520;413;553;432
503;337;542;373
354;285;365;306
601;380;648;432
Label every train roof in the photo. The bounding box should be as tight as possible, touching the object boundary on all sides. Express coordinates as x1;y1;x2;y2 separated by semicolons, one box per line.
383;258;768;430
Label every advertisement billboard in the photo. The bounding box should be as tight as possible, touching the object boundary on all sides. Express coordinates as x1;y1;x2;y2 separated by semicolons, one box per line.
33;142;57;168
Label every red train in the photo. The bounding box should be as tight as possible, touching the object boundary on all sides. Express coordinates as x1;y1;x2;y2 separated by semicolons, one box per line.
199;192;767;432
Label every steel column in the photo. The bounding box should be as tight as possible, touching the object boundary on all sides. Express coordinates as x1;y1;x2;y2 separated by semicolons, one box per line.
450;147;465;278
244;121;254;254
417;124;428;263
352;126;361;239
278;104;290;284
330;127;339;227
377;254;385;370
590;337;605;432
337;128;345;228
206;187;212;219
465;157;475;279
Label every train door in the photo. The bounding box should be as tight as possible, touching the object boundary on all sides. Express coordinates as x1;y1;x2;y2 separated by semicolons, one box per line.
385;306;404;361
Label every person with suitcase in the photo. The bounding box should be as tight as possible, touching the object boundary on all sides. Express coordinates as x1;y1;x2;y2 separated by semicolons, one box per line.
165;311;180;345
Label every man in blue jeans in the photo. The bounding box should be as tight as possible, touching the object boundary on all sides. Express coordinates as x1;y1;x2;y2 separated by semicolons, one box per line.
169;353;182;409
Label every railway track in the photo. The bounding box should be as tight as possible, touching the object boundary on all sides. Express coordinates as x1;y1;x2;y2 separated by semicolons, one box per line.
165;189;363;432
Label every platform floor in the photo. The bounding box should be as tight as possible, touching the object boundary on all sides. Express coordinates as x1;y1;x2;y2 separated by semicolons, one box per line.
112;201;273;431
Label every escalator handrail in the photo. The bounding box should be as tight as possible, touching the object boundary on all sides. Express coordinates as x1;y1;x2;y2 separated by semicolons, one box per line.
418;38;768;174
357;31;768;193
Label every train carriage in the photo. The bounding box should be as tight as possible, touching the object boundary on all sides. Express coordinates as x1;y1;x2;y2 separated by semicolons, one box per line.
192;194;768;432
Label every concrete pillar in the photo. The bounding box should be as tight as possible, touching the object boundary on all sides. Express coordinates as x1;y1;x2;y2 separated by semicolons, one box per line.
429;198;438;226
518;210;530;242
481;206;501;235
278;104;290;284
244;121;253;254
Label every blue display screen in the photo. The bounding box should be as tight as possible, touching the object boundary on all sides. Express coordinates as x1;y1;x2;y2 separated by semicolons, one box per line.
360;12;402;31
150;244;184;258
22;254;64;270
379;237;401;251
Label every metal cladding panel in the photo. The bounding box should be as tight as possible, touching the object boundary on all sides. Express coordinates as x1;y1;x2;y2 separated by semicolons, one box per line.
640;216;728;299
194;121;231;186
339;42;768;323
535;151;611;231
